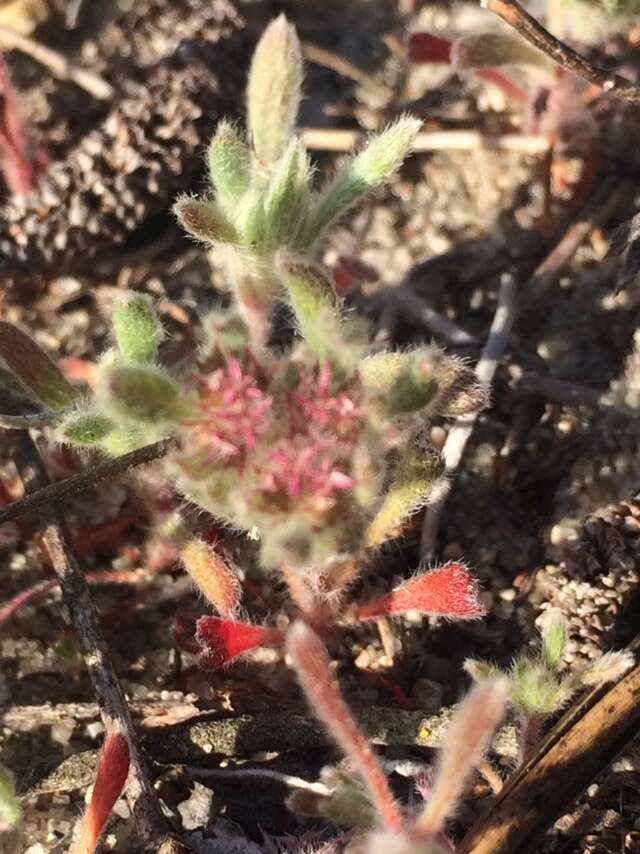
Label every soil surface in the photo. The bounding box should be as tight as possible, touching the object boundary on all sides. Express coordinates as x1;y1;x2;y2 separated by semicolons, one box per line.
1;1;640;852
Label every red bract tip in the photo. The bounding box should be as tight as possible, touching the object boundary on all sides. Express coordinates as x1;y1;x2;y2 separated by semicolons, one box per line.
196;617;283;669
72;732;130;854
408;33;452;65
354;563;484;622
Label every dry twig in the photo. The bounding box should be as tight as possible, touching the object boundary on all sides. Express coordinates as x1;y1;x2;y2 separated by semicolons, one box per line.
420;274;518;559
10;431;185;852
0;410;62;429
482;0;640;103
0;23;114;100
0;437;174;527
300;127;550;155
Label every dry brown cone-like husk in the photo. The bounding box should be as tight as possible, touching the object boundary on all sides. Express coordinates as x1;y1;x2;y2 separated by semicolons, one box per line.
0;0;248;276
536;491;640;664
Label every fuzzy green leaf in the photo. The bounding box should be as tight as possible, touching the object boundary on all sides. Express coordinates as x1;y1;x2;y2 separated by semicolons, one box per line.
263;139;312;247
542;620;567;671
208;120;251;214
0;321;79;410
174;196;239;245
237;188;267;246
247;14;303;166
367;446;445;548
276;253;341;362
464;658;503;682
510;660;569;715
360;351;439;414
451;32;550;69
300;116;422;247
113;293;161;365
99;365;185;424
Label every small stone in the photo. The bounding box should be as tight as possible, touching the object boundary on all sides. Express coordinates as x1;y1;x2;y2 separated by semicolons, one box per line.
354;648;373;669
86;721;105;740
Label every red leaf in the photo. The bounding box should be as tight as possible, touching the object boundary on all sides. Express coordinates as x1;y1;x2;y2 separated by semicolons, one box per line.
354;562;485;622
73;732;130;854
196;617;283;668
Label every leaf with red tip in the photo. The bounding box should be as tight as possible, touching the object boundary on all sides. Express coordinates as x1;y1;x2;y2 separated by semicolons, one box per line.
354;563;484;622
180;537;242;617
72;732;130;854
408;33;452;65
196;617;283;669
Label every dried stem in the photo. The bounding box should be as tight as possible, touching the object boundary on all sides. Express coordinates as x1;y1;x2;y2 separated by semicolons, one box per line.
420;274;518;559
10;431;185;853
0;23;114;100
0;410;62;429
508;366;640;416
300;127;550;155
0;437;174;527
482;0;640;103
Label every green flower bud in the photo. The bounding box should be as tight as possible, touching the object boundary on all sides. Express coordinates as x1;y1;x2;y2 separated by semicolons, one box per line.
59;410;114;446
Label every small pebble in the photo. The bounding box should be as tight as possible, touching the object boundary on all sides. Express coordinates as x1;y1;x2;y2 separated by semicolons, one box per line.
86;721;105;740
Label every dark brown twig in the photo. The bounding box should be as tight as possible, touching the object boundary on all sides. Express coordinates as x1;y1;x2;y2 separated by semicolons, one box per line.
0;437;174;527
11;432;186;853
483;0;640;102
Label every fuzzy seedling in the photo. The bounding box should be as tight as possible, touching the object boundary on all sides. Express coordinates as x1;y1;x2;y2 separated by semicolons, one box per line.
287;621;507;851
2;18;489;671
465;614;634;760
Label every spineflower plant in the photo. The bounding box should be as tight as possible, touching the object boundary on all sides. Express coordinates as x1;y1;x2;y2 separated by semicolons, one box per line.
0;17;489;664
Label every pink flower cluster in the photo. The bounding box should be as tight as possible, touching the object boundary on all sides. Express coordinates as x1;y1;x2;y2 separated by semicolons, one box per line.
183;356;367;516
183;357;272;465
